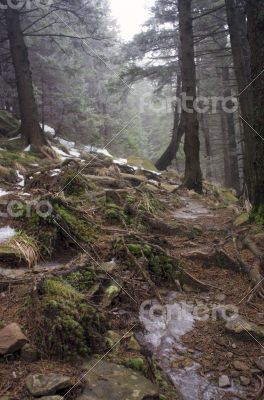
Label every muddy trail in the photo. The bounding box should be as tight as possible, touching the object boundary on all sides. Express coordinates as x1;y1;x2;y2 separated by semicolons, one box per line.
0;142;263;400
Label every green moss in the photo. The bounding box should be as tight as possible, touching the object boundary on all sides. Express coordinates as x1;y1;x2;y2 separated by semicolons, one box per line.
126;357;145;373
127;244;142;257
251;203;264;226
32;277;103;359
105;203;127;224
63;169;96;196
65;267;96;292
126;242;181;283
54;203;95;242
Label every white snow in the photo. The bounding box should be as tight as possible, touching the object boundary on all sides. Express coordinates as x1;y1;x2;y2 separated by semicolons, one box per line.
52;146;69;160
16;170;25;187
8;134;21;141
43;124;55;136
50;169;61;177
69;148;81;158
0;188;10;197
84;145;112;158
0;226;16;243
24;145;31;152
57;137;75;149
0;147;7;151
113;158;127;165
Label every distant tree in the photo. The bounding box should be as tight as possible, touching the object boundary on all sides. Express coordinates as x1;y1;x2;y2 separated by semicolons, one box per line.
178;0;202;192
246;0;264;209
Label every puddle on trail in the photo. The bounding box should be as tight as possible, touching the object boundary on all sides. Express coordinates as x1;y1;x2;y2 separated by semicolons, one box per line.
173;197;212;220
139;294;243;400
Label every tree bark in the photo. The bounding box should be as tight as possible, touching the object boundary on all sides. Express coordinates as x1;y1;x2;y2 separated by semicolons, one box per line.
155;75;184;170
225;0;255;199
246;0;264;208
178;0;202;193
4;5;47;150
222;66;240;191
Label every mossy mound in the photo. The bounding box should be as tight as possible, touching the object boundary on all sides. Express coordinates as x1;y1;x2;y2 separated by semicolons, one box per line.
30;277;105;359
14;198;97;258
116;241;182;284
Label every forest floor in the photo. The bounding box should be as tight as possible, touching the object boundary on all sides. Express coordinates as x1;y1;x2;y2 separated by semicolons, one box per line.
0;138;263;400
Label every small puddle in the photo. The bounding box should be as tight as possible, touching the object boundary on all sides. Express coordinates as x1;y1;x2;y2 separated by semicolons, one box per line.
139;294;243;400
173;197;212;220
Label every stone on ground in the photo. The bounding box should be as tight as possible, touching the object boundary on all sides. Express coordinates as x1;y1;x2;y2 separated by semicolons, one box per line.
26;373;71;397
232;361;249;372
218;375;231;388
225;317;264;339
255;357;264;371
240;376;251;386
0;323;28;355
77;359;159;399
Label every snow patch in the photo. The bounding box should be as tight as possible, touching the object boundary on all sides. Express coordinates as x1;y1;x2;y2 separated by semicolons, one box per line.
0;226;16;244
52;146;69;160
43;124;55;136
24;145;31;152
50;169;61;177
16;170;25;187
8;134;21;141
0;188;10;197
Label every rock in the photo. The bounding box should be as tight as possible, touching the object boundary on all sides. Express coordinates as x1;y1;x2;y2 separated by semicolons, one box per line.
0;323;28;355
255;357;264;371
105;330;121;349
26;374;71;397
240;376;251;386
77;359;159;400
127;335;141;351
233;361;249;371
101;284;121;307
21;343;39;362
215;294;226;302
127;156;158;172
219;375;231;388
225;317;264;339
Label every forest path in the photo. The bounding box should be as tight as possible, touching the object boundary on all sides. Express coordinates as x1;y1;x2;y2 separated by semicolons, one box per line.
140;190;262;400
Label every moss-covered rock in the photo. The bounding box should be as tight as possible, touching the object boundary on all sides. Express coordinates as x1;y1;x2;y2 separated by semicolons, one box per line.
30;277;105;359
125;357;145;373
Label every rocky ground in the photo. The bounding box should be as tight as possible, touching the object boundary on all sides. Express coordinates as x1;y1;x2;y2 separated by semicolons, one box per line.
0;130;263;400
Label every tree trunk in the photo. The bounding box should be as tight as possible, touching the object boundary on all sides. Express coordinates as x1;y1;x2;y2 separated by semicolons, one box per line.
225;0;255;199
155;75;184;171
246;0;264;209
178;0;202;193
222;66;240;191
4;6;46;150
200;114;212;181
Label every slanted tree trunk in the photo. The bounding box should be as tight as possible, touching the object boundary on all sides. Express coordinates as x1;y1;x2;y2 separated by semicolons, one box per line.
225;0;255;199
178;0;202;193
246;0;264;209
4;5;46;150
155;75;184;170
